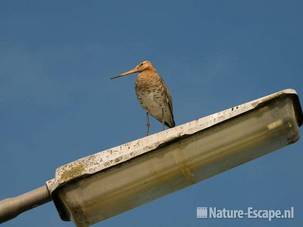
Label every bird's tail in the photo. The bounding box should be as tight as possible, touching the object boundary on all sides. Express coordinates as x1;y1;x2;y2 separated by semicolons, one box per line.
165;118;175;128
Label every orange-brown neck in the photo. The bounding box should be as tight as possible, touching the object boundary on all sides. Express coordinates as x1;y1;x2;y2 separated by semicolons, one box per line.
141;67;157;75
136;70;161;91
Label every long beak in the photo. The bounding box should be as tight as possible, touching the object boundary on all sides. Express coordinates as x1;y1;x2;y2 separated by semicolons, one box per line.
110;68;139;80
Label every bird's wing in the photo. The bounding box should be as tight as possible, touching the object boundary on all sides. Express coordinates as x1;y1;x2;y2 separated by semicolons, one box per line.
160;78;175;126
160;79;173;110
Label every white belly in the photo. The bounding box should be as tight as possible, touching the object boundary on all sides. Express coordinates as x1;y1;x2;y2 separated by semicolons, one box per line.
139;92;163;120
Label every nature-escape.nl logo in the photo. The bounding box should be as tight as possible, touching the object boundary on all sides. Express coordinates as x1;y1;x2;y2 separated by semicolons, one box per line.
196;206;294;221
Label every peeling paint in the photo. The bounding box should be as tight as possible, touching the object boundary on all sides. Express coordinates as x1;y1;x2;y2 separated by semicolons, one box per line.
60;163;86;182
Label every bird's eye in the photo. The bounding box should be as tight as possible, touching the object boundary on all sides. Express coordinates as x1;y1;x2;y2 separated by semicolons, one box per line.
139;63;144;67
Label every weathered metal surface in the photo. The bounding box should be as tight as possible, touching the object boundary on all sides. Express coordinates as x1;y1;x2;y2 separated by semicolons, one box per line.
46;88;302;193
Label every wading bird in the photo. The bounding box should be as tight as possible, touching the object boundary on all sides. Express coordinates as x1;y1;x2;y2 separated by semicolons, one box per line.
111;60;175;135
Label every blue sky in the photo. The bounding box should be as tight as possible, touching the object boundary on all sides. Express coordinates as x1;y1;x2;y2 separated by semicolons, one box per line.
0;1;302;226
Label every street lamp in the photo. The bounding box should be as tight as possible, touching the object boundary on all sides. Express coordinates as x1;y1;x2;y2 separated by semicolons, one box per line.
0;89;302;227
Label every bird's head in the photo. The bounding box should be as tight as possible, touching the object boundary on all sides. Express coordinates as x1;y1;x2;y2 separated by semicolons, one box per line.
111;60;156;80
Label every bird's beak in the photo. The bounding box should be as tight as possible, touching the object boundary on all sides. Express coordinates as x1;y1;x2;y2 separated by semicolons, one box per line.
110;67;139;80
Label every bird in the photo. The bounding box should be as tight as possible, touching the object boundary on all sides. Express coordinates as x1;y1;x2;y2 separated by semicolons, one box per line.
111;60;175;135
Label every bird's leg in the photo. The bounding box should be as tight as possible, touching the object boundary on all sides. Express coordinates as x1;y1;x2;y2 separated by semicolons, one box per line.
161;108;165;130
146;112;150;136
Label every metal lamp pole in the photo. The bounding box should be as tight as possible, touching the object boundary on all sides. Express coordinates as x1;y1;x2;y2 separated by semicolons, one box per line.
0;185;51;223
